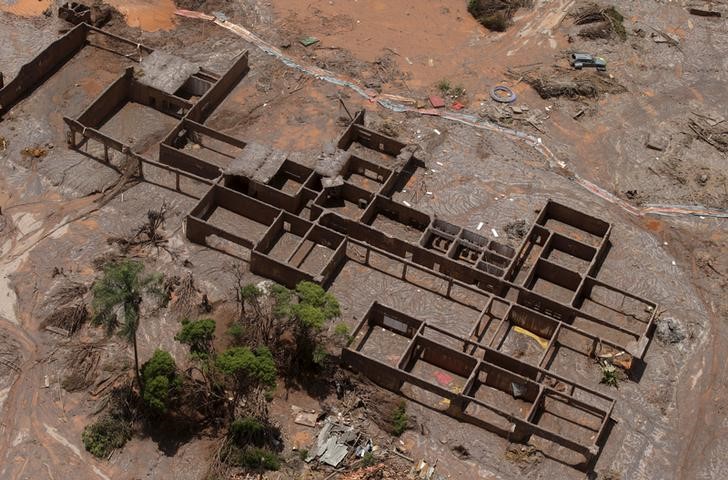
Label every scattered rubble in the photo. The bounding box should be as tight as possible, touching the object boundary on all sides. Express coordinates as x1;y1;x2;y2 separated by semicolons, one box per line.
305;418;358;467
655;317;687;344
21;145;48;159
504;219;528;240
504;443;544;472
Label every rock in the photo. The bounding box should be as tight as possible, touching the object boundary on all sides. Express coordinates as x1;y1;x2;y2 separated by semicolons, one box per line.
697;173;709;185
655;317;686;344
646;133;668;151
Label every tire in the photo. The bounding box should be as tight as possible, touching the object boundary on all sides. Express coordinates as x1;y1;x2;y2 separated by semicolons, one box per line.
490;85;517;103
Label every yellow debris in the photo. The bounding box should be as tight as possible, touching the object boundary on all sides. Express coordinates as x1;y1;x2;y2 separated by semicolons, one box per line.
513;326;549;349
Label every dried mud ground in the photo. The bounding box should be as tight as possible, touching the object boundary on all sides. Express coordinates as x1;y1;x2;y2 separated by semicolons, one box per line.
0;1;727;479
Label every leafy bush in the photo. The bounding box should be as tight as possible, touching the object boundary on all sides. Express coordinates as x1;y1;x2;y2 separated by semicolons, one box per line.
600;363;620;388
143;376;170;413
82;414;132;458
436;79;451;94
362;451;376;467
603;6;626;40
230;417;267;447
334;323;351;344
141;350;179;414
271;284;294;318
241;284;262;301
292;303;327;330
480;12;509;31
227;323;245;344
436;79;465;99
295;282;340;320
312;345;328;367
227;446;281;471
176;318;216;354
142;350;176;384
392;402;408;436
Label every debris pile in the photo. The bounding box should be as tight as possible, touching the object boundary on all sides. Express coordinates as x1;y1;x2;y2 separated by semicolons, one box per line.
305;418;359;467
523;67;625;99
41;280;89;336
467;0;534;32
655;317;687;344
504;443;544;472
572;3;627;40
688;115;728;153
504;219;528;240
108;202;172;255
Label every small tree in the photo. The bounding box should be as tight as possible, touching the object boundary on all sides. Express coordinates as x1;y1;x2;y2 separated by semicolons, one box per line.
291;281;340;367
293;281;340;322
92;260;163;390
241;283;263;318
216;346;277;409
141;349;179;414
176;318;216;356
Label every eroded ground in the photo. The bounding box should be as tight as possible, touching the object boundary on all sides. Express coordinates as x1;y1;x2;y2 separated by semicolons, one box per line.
0;1;727;479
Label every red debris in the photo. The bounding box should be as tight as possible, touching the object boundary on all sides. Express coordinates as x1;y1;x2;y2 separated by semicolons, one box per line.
429;95;446;108
452;101;465;110
434;370;453;386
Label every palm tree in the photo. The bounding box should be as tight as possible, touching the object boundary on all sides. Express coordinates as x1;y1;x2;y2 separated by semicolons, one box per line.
92;260;163;390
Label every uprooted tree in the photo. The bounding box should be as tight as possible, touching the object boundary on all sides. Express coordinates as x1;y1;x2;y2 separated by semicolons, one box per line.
108;202;174;255
467;0;534;32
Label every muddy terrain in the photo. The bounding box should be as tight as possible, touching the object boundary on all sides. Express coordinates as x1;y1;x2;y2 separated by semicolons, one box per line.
0;1;727;480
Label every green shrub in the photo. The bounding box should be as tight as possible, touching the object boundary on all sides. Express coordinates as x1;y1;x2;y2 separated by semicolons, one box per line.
271;284;293;318
312;345;328;367
334;323;352;345
143;375;170;414
82;415;132;458
230;417;266;447
227;323;245;344
235;447;281;471
176;318;216;354
436;79;452;94
140;350;179;414
241;284;262;301
600;363;620;388
362;451;376;467
392;402;408;436
141;350;176;384
292;303;326;330
295;281;340;320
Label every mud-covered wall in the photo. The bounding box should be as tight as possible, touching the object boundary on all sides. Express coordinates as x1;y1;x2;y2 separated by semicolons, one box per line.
76;69;131;128
187;51;249;123
0;23;88;114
